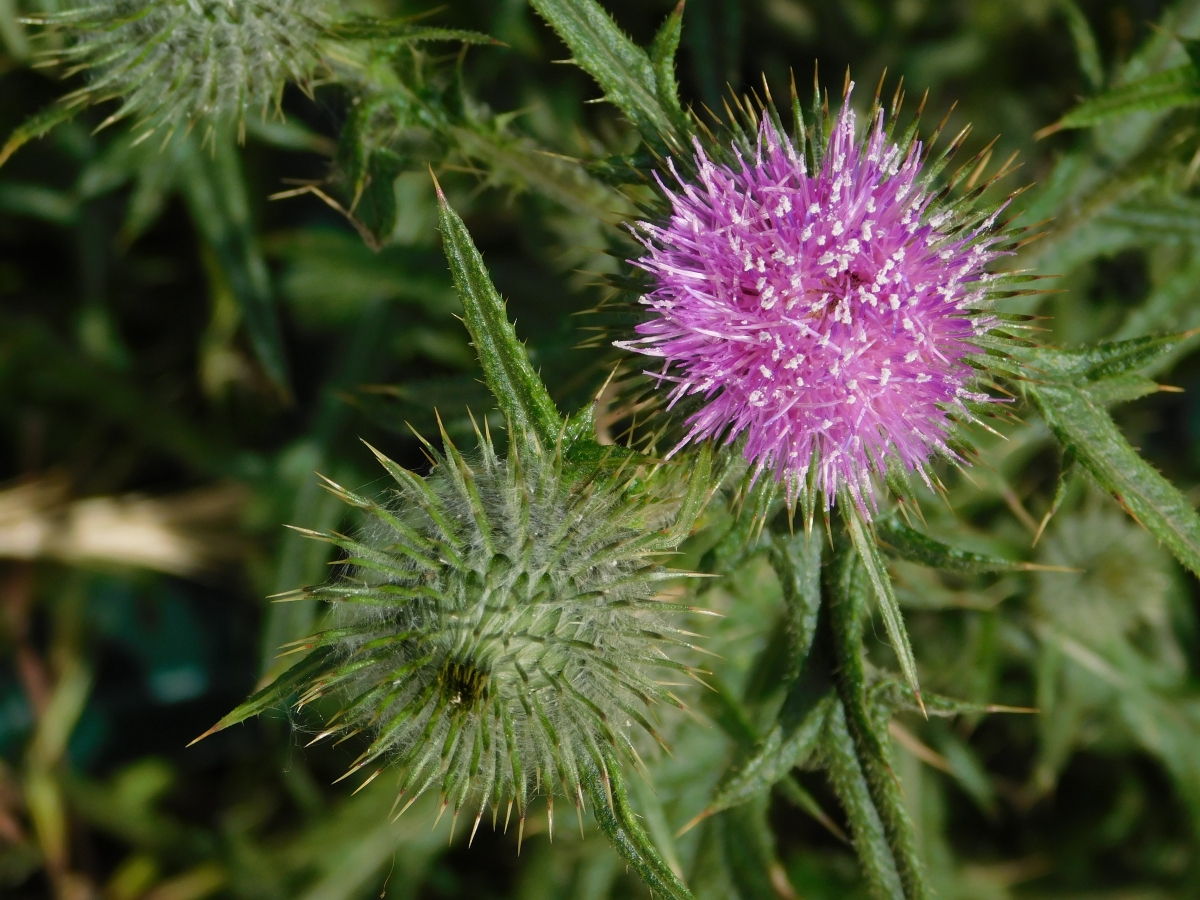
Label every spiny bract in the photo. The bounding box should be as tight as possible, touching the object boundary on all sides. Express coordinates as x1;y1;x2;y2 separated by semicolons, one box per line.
281;430;703;844
619;83;1018;513
41;0;330;139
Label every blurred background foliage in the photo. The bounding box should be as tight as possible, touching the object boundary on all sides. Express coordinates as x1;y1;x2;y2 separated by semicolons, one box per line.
2;0;1200;898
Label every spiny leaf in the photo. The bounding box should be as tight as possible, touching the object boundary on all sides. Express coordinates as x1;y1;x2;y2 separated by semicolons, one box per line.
1082;373;1162;407
845;504;922;706
1028;381;1200;579
332;18;499;44
189;648;333;744
648;1;687;126
874;516;1032;574
529;0;683;148
434;185;563;448
1039;65;1200;136
700;691;833;823
828;538;930;900
821;701;905;900
1014;332;1197;387
0;101;81;168
582;749;694;900
768;529;822;681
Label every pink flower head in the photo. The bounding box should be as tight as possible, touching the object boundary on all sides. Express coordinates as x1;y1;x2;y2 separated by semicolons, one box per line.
619;87;1005;512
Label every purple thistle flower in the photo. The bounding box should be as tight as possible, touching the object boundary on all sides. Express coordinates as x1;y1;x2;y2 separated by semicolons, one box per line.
618;86;1006;513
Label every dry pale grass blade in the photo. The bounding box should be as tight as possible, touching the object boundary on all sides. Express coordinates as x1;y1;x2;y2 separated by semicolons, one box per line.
0;476;246;575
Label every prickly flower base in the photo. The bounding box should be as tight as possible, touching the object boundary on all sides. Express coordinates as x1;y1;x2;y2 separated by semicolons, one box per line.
38;0;330;138
621;85;1009;512
278;431;704;847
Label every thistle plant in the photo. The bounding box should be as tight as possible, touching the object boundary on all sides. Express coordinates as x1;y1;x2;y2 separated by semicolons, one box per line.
11;3;1197;900
197;184;714;899
621;86;1011;512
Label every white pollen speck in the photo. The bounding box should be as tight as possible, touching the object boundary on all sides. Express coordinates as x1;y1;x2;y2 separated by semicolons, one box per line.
916;373;932;383
821;419;834;429
817;235;827;246
905;349;919;362
832;221;845;236
889;294;900;309
760;365;773;378
808;203;820;214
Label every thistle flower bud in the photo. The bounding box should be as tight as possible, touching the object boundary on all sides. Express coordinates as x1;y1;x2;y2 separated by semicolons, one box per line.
39;0;331;139
278;430;703;845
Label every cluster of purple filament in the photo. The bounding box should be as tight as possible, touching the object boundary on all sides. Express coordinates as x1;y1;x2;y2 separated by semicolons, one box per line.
620;89;1003;510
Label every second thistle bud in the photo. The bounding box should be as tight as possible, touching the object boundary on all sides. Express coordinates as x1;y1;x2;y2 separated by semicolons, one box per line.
277;429;707;846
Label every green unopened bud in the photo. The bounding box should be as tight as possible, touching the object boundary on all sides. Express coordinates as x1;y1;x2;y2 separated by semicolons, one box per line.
276;429;704;846
37;0;331;140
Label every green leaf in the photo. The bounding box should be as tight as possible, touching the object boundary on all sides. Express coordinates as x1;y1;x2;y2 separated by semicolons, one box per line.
845;504;922;704
702;689;833;822
0;182;78;225
176;137;291;395
1028;381;1200;578
1082;373;1161;406
1017;332;1197;383
528;0;682;147
1060;0;1104;92
657;444;714;546
721;796;795;900
874;516;1032;574
189;648;333;744
1042;66;1200;134
0;101;81;168
828;538;930;900
648;1;686;123
768;529;822;680
332;18;499;44
582;748;694;900
1101;196;1200;240
699;603;835;823
821;701;905;900
0;313;225;474
434;186;564;448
